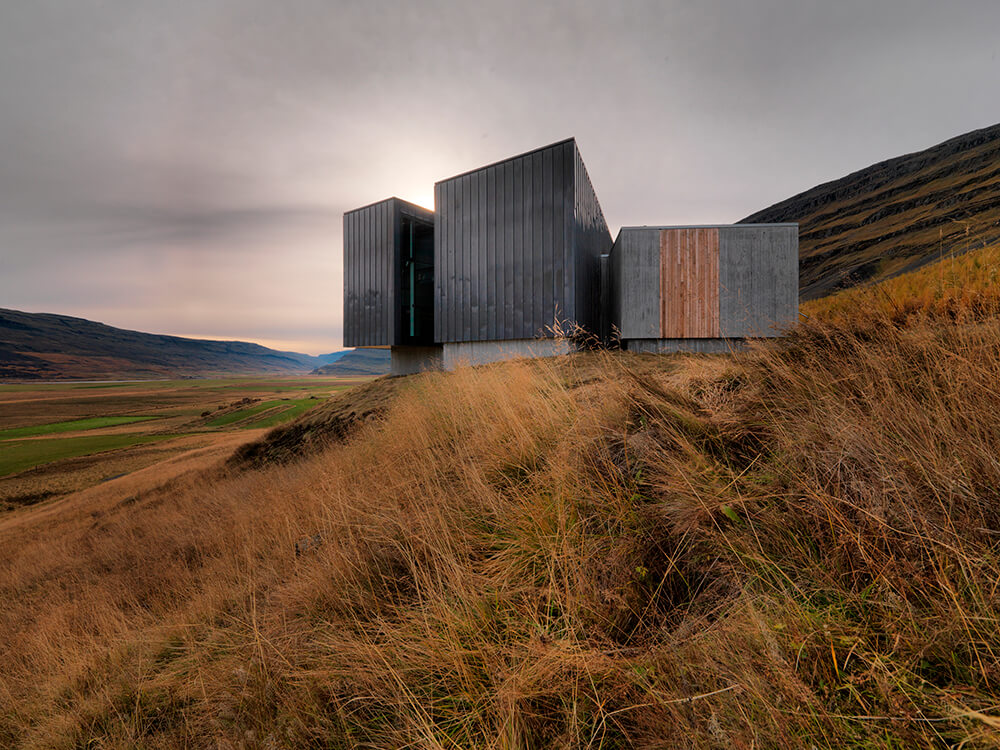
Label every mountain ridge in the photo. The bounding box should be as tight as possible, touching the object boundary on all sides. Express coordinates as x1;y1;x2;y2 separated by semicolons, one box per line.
742;122;1000;299
0;308;325;380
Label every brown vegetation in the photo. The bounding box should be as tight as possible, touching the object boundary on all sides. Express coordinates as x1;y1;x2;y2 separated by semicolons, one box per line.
804;239;1000;325
0;377;360;511
2;292;1000;746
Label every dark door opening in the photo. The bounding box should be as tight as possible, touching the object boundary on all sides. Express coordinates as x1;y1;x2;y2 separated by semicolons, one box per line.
399;213;434;345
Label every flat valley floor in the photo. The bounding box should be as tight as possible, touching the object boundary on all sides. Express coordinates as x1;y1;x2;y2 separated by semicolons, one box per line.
0;375;369;514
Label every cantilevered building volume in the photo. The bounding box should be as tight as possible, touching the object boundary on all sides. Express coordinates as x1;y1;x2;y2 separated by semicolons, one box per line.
433;139;611;370
343;138;799;374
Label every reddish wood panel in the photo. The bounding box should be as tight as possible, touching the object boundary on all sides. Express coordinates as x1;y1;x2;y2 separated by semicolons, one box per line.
659;228;720;338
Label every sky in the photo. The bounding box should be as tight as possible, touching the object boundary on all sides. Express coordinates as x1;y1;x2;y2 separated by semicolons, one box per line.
2;1;999;354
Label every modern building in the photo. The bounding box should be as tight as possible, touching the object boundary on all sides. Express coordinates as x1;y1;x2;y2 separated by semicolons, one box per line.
343;139;799;374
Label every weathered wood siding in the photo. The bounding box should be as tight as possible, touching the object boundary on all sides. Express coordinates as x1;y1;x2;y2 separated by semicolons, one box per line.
608;224;798;343
659;228;720;338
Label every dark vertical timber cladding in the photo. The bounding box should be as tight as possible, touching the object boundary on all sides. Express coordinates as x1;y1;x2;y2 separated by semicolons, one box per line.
478;166;489;340
342;200;395;347
450;177;458;341
433;138;599;343
531;149;542;335
522;154;533;338
608;232;621;337
572;142;613;334
511;157;524;339
367;204;374;344
503;160;514;337
486;165;496;340
457;175;467;342
470;171;480;340
599;254;610;343
372;202;378;344
534;150;554;333
344;197;434;348
379;201;387;344
389;201;399;345
463;174;473;342
361;208;368;345
433;183;442;342
343;213;350;345
719;225;799;338
562;141;574;324
552;144;565;327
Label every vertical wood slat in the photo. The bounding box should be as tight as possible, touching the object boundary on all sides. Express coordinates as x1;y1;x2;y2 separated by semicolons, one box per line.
659;228;720;338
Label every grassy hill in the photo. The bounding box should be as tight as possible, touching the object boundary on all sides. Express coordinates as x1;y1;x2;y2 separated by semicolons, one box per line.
0;308;326;380
743;122;1000;299
804;240;1000;324
5;127;1000;746
2;261;1000;746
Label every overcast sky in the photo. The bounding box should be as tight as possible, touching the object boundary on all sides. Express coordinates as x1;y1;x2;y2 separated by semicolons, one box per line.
2;0;998;353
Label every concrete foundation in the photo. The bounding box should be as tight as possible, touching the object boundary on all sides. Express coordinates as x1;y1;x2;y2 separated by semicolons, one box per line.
390;345;444;376
441;338;572;370
623;338;745;354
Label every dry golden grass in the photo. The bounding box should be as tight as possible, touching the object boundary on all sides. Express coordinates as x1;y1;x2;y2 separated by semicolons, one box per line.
804;239;1000;325
2;295;1000;746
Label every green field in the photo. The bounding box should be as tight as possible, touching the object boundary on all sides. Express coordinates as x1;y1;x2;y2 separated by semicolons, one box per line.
242;398;321;429
0;416;158;441
0;375;370;491
205;397;325;429
0;434;177;477
204;400;285;427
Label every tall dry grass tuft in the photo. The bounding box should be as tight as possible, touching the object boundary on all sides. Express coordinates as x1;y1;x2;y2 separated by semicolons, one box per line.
1;292;1000;745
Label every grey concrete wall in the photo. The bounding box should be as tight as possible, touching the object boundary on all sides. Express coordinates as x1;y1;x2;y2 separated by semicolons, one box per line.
608;227;662;340
390;345;443;376
343;198;433;348
433;138;612;344
624;338;746;354
573;144;614;334
441;338;572;370
719;225;798;337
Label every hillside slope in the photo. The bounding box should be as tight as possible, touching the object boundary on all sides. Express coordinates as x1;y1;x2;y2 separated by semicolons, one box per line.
743;122;1000;299
309;348;390;376
804;240;1000;324
0;308;325;380
3;295;1000;746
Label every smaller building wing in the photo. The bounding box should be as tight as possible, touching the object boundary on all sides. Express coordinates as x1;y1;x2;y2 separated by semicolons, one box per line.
608;224;799;347
343;197;434;348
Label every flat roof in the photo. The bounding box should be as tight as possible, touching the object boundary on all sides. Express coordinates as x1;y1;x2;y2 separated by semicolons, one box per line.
435;137;576;185
618;223;798;230
343;196;434;217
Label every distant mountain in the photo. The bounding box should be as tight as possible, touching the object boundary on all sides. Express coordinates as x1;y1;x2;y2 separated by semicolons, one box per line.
0;308;326;380
314;350;351;365
310;348;390;376
742;123;1000;300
